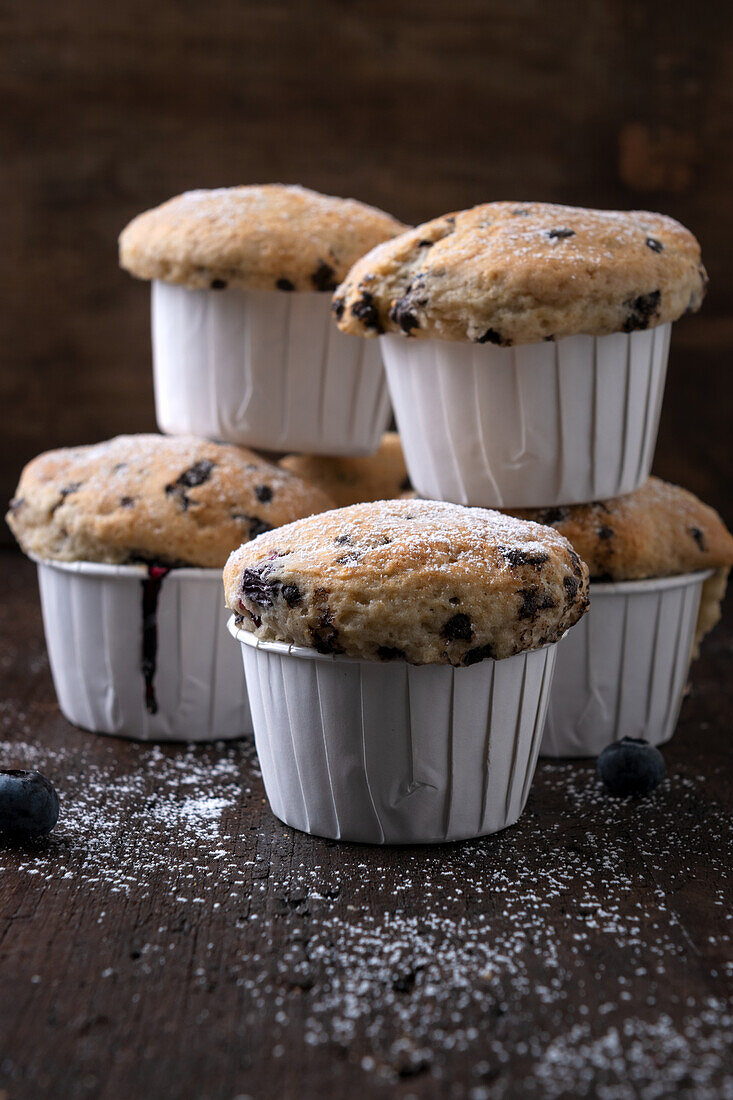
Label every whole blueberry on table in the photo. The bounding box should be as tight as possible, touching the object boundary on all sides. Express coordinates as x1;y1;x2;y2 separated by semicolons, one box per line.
0;769;60;839
597;738;666;797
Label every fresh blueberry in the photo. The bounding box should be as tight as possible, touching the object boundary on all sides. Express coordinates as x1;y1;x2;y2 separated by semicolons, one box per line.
597;738;665;797
0;769;60;839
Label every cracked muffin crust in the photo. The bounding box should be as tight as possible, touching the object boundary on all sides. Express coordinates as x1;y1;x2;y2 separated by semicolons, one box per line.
509;477;733;643
224;498;589;666
332;202;706;346
278;433;410;508
7;435;333;568
119;185;407;293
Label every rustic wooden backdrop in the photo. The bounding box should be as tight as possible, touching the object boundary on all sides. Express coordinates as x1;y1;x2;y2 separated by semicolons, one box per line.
2;0;732;542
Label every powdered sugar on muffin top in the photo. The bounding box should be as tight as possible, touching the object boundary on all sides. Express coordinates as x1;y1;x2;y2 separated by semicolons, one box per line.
224;498;589;665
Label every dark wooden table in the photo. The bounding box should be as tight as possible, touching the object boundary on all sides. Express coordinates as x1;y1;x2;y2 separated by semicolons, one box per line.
1;548;731;1099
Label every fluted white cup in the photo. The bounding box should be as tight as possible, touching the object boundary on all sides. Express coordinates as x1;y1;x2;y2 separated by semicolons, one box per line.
228;619;561;844
35;559;252;742
541;571;711;757
152;281;391;455
381;325;671;509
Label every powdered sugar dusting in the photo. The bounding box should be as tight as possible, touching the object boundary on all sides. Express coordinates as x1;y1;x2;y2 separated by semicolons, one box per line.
1;726;730;1094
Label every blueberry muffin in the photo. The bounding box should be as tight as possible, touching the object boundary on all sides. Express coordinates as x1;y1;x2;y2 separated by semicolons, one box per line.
119;184;407;293
224;498;589;665
332;202;706;346
278;432;410;508
509;478;733;640
7;435;333;568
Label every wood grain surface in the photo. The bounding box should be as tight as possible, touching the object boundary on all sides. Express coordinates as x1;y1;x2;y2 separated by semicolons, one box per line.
2;0;733;534
0;549;731;1099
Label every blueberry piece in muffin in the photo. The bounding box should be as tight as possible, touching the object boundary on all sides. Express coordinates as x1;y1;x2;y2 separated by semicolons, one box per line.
224;498;589;666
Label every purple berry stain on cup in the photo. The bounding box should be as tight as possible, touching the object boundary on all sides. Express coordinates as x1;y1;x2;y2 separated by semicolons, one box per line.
141;565;170;714
0;769;60;841
597;737;666;798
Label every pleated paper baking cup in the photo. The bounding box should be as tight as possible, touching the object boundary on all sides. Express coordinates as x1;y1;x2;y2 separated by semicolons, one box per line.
541;570;710;758
228;619;559;844
152;281;391;455
34;559;252;742
380;324;671;509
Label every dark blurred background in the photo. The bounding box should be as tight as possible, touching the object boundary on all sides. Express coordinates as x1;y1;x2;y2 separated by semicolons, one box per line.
1;0;732;544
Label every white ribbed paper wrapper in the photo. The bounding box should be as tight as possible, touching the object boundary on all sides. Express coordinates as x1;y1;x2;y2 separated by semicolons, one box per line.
381;324;671;508
35;560;252;742
228;620;558;844
152;281;391;455
542;571;709;758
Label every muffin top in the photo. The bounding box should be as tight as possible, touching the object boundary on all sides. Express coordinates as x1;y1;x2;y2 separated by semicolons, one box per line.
278;433;410;508
510;478;733;582
333;201;706;346
119;184;406;292
224;498;589;665
7;435;333;568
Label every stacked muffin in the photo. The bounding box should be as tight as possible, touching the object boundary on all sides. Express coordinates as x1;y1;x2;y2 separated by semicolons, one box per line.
331;201;733;764
7;186;731;845
7;186;405;742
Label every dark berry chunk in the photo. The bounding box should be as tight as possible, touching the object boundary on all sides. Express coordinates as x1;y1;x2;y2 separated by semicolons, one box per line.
232;514;273;539
500;546;549;568
377;646;406;661
351;291;383;333
310;610;342;655
165;460;215;511
597;738;665;797
276;277;295;292
546;227;575;239
331;295;345;320
511;208;529;216
462;644;495;666
689;526;707;551
210;278;227;290
477;328;509;346
389;298;420;335
255;484;273;503
518;587;556;621
442;613;473;641
646;237;664;253
536;506;570;526
281;584;301;608
598;525;614;541
240;565;279;608
120;496;135;509
563;575;579;603
311;262;337;292
622;290;661;333
0;769;60;840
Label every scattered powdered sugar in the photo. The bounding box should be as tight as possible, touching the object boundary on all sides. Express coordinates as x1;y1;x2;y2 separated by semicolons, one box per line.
0;732;730;1095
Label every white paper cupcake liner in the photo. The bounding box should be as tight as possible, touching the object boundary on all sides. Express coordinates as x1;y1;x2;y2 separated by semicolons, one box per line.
152;281;391;455
380;324;671;508
228;619;559;844
34;559;252;742
541;570;710;758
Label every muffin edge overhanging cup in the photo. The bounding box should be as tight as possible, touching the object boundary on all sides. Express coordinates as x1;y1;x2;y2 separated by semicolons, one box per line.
227;623;561;844
540;570;712;758
152;282;392;455
380;324;671;508
332;201;707;509
120;184;408;455
34;558;252;743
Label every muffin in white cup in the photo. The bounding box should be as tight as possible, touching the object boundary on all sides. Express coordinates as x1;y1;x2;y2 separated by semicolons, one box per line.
223;498;589;844
6;435;332;742
119;185;406;455
278;431;411;507
333;202;707;507
510;478;733;757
